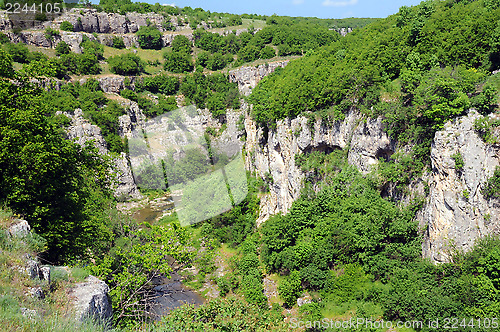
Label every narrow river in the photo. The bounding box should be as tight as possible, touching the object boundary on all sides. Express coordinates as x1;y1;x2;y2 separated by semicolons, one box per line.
130;197;205;318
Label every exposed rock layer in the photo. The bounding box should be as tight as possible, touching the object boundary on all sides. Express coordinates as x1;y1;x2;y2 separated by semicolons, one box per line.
419;111;500;262
70;275;113;324
244;110;395;226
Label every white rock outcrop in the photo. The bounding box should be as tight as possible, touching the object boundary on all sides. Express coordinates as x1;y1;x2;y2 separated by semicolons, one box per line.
65;108;142;200
419;110;500;262
244;110;394;225
229;61;289;96
8;219;31;238
70;275;112;324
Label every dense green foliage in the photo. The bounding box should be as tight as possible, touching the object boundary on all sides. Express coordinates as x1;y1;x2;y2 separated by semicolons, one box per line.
136;25;162;50
111;36;126;49
108;53;145;76
249;0;500;185
156;297;286;331
200;175;262;247
136;74;179;95
59;21;74;32
180;72;240;116
163;51;193;73
0;52;114;261
55;41;71;56
43;80;127;153
483;166;500;199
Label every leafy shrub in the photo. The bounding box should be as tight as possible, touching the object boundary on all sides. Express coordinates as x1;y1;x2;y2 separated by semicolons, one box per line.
482;166;500;200
164;51;193;73
112;36;125;49
80;38;104;60
136;25;162;50
278;270;302;307
136;74;179;94
260;45;276;59
108;53;145;76
2;42;29;63
238;45;260;63
55;41;71;56
0;33;9;44
44;27;59;42
60;21;74;32
77;53;101;75
451;152;464;172
120;89;138;101
171;35;192;54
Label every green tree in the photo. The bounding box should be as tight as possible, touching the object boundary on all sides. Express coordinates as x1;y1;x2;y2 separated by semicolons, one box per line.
164;51;193;73
171;35;192;54
278;270;302;307
112;36;126;49
0;62;113;261
136;25;162;50
55;41;71;56
260;45;276;59
107;53;145;76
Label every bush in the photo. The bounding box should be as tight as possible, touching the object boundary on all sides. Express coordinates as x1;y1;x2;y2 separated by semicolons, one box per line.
120;89;138;101
108;53;145;76
137;74;179;94
136;25;162;50
238;45;260;63
44;27;59;42
260;45;276;59
451;152;464;172
164;51;193;73
55;41;71;56
482;166;500;200
278;270;302;307
112;36;125;49
171;35;192;54
80;38;104;60
2;42;29;63
60;21;74;32
78;53;100;75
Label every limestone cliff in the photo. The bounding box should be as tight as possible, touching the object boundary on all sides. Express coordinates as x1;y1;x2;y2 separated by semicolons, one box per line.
229;61;290;96
419;111;500;262
243;110;395;226
63;108;143;200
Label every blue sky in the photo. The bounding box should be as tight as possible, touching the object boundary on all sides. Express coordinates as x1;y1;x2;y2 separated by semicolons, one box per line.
162;0;424;19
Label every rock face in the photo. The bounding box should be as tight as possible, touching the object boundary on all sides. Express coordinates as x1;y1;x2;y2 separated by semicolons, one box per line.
419;110;500;263
95;76;140;94
66;109;108;154
244;110;395;225
70;275;113;324
8;219;31;238
229;61;290;96
65;108;142;200
52;8;171;34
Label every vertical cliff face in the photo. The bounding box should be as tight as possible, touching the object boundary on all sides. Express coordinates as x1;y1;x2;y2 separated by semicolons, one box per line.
419;111;500;262
228;61;290;96
63;108;143;200
244;111;395;225
232;62;500;262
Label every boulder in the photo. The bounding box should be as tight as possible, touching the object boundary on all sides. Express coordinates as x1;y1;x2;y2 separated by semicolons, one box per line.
8;219;31;238
70;275;113;324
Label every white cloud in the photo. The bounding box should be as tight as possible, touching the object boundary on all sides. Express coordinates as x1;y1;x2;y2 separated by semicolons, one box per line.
292;0;304;4
322;0;358;7
162;3;176;6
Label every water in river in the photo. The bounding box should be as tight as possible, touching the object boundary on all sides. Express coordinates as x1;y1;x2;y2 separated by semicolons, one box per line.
131;197;205;318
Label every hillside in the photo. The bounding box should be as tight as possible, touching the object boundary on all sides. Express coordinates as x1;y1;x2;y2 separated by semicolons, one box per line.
0;0;500;331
